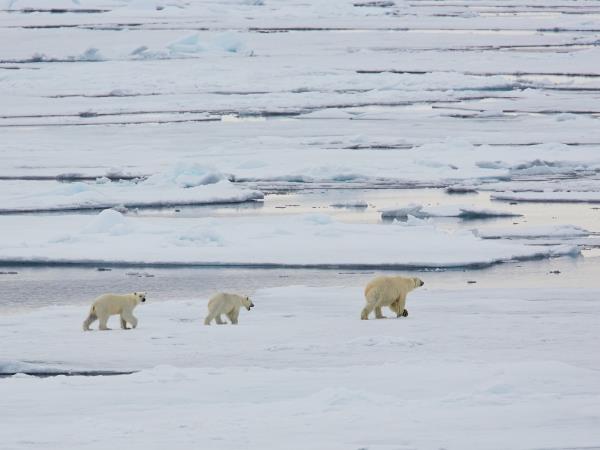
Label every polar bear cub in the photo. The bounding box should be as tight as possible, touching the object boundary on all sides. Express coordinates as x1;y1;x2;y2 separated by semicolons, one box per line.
204;292;254;325
361;276;424;320
83;292;146;331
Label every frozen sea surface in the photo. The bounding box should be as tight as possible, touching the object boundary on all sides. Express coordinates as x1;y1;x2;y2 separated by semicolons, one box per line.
2;1;600;449
1;285;599;450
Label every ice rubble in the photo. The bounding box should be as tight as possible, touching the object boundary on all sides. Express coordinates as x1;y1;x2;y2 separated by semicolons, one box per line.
0;164;263;212
131;32;247;59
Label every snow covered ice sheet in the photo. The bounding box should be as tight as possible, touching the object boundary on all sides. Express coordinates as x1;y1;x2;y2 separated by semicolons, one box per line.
0;209;579;268
2;1;600;449
1;285;599;450
2;2;600;191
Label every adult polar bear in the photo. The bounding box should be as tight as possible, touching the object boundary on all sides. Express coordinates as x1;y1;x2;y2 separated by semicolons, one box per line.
83;292;146;331
361;276;424;320
204;292;254;325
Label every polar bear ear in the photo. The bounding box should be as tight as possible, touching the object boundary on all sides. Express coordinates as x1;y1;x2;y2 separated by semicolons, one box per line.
134;292;137;296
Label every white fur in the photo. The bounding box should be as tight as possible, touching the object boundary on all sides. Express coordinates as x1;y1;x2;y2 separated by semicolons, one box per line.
204;292;254;325
361;276;423;320
83;292;146;331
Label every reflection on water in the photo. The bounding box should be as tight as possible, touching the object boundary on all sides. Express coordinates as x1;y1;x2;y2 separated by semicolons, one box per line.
1;255;598;313
1;187;598;312
134;188;600;235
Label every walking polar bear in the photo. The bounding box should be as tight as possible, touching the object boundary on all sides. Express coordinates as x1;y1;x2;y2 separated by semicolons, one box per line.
83;292;146;331
204;292;254;325
361;276;424;320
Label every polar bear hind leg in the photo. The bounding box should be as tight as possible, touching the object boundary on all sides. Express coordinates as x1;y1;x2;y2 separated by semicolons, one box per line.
99;314;110;330
374;306;387;319
215;314;227;325
82;310;98;331
204;303;219;325
361;303;374;320
362;287;380;320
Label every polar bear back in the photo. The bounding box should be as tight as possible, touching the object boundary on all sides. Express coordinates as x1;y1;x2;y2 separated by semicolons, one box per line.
208;292;246;310
364;276;417;303
92;293;140;315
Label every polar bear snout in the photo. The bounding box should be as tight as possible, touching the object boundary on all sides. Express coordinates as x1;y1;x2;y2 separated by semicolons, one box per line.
412;278;424;288
244;296;255;311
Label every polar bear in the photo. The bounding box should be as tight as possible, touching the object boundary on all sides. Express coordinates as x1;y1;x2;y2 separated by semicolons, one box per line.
361;276;424;320
83;292;146;331
204;292;254;325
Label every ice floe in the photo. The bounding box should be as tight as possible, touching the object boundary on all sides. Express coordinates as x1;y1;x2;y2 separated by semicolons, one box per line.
0;211;579;268
476;225;590;240
492;191;600;203
0;164;263;212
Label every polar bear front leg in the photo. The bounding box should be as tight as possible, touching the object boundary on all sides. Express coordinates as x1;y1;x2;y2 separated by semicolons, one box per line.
120;317;129;329
226;308;239;325
121;311;138;329
394;294;407;318
402;309;408;317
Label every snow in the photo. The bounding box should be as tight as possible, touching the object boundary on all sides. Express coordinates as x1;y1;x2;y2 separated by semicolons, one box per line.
0;210;579;268
2;3;600;189
380;203;521;220
0;164;263;212
1;285;599;449
1;1;600;448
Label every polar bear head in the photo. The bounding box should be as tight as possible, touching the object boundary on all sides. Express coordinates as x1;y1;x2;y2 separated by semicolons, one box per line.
412;278;425;289
133;292;147;304
241;296;254;311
